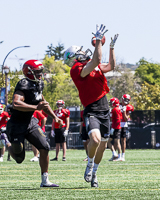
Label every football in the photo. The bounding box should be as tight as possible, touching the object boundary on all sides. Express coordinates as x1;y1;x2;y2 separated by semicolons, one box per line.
91;35;106;47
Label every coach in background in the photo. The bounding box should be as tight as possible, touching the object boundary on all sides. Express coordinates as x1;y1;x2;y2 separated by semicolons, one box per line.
6;59;63;187
50;100;70;161
64;24;119;187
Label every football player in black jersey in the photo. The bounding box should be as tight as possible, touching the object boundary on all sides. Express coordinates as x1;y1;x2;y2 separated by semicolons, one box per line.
6;59;63;187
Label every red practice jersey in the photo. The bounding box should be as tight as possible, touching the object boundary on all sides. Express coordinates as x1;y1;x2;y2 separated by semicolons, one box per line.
53;109;70;129
70;62;109;107
33;110;46;132
120;104;134;127
111;106;122;129
0;111;10;128
80;110;85;127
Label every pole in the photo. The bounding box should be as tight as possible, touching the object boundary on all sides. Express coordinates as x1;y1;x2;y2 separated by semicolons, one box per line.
5;72;8;106
2;45;30;83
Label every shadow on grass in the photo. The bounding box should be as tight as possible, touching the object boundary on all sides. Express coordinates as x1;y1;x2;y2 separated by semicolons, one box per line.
0;186;87;190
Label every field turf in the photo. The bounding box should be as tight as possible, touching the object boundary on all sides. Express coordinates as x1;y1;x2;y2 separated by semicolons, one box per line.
0;149;160;200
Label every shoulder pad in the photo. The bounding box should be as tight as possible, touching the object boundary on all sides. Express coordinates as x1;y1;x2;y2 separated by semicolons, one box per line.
126;104;134;112
15;78;32;91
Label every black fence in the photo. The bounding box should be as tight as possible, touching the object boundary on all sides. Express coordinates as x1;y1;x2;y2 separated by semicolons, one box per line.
25;110;160;150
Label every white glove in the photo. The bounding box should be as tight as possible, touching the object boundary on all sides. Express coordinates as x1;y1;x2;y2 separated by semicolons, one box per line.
92;24;108;40
63;130;69;137
1;127;6;132
110;34;119;48
110;128;114;135
51;130;55;137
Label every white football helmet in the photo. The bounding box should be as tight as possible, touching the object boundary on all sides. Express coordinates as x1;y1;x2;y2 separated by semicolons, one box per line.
56;100;65;110
64;45;92;67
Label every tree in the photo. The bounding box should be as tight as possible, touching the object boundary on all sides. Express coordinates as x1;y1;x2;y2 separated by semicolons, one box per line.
42;56;81;109
45;43;64;60
108;67;140;105
135;58;160;85
134;81;160;110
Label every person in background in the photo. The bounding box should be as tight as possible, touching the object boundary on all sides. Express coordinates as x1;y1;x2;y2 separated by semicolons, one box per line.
64;24;118;187
30;110;47;162
108;97;122;161
79;110;89;161
0;104;11;162
119;94;134;161
50;100;70;161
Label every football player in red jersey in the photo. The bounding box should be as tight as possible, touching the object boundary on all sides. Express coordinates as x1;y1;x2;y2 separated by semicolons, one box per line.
119;94;134;161
0;104;11;162
108;98;122;161
79;110;90;161
30;110;47;162
6;59;63;187
64;24;119;187
50;100;70;161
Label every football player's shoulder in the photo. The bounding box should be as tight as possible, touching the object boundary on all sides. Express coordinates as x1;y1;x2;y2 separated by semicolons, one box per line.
63;109;70;115
15;78;31;91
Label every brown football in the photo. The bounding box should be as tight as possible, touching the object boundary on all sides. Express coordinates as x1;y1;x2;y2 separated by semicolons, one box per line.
91;35;106;47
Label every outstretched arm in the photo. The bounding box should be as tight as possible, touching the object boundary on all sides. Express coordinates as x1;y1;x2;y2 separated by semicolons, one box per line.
100;34;119;73
81;24;108;77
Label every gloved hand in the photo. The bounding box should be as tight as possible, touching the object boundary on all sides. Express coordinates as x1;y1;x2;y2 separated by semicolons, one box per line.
92;24;108;40
110;128;114;135
63;130;69;137
110;34;119;48
51;130;55;137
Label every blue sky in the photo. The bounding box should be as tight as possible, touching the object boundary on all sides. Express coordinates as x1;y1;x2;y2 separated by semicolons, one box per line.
0;0;160;71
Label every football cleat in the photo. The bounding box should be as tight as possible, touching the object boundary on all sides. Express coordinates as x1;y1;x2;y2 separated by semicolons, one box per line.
0;157;3;162
108;155;118;161
113;157;122;162
91;174;98;188
30;156;39;162
62;157;66;161
50;157;58;161
121;157;125;161
84;164;93;182
40;172;59;187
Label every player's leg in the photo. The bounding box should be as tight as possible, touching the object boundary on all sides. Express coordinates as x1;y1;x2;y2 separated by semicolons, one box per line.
62;142;66;161
27;126;59;187
0;146;5;162
81;126;89;161
113;129;122;161
121;127;127;161
107;137;118;161
30;145;39;162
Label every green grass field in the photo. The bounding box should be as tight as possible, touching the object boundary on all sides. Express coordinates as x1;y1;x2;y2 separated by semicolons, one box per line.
0;149;160;200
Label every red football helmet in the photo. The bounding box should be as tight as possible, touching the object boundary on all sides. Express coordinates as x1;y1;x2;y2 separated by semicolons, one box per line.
126;104;134;112
122;94;131;105
0;104;4;114
22;60;44;82
56;100;65;109
109;97;120;107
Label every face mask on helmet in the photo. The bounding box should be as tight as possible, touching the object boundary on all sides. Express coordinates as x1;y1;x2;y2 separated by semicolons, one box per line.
122;94;131;105
109;98;119;107
56;100;65;110
64;46;92;67
23;60;44;83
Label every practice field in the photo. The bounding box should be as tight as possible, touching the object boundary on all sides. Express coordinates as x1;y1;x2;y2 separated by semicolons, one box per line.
0;149;160;200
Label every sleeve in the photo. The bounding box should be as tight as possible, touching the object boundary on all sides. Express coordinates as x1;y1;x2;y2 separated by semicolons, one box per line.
65;109;70;117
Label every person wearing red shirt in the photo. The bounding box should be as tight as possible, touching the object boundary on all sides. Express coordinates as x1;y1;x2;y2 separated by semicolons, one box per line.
0;104;11;162
119;94;134;161
64;24;119;187
79;110;89;161
50;100;70;161
30;110;47;162
108;98;122;161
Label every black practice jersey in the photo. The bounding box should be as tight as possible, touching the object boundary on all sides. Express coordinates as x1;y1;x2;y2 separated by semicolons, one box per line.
10;78;44;124
84;95;109;119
